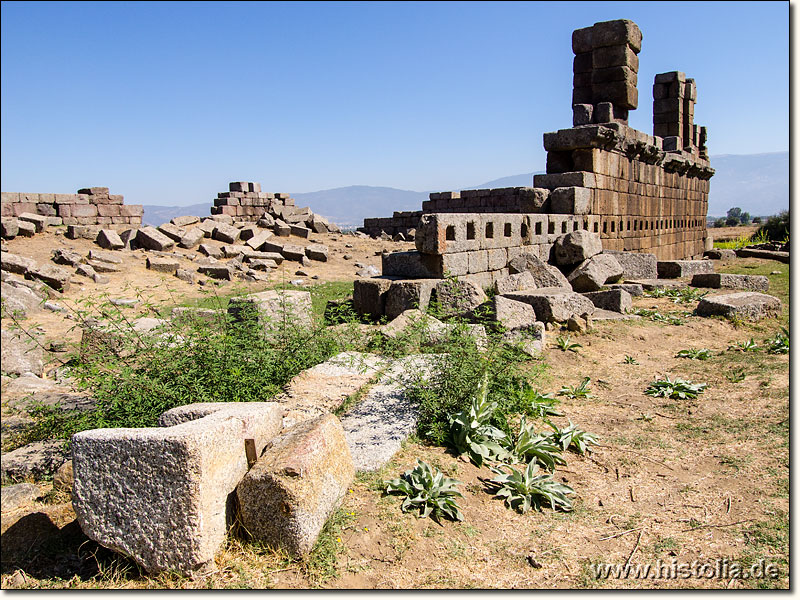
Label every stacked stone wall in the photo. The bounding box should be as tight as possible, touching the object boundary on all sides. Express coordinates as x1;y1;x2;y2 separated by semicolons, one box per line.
0;187;142;227
361;211;422;237
211;182;297;221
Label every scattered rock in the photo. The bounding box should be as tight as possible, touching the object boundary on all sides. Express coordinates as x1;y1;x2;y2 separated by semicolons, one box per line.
553;230;603;265
696;292;782;321
51;248;83;266
690;273;769;292
1;483;41;513
657;259;713;279
431;278;488;317
567;254;623;292
96;229;124;250
1;440;68;481
1;327;45;376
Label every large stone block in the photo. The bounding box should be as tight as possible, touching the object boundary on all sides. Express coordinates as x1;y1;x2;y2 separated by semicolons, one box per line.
604;250;658;279
495;270;536;295
27;264;71;292
657;259;713;278
136;227;175;251
18;212;49;233
1;217;19;239
353;278;393;319
591;19;642;52
549;187;591;215
384;279;437;320
695;292;781;321
507;253;571;288
690;273;769;292
171;215;200;228
431;278;488;318
382;251;442;278
237;414;354;558
228;290;314;331
246;230;274;251
502;288;595;323
567;254;624;292
212;223;241;244
553;230;603;266
305;243;329;262
1;327;45;376
179;227;205;249
157;223;185;243
1;252;35;275
493;296;537;330
582;289;632;313
96;229;124;250
72;402;283;575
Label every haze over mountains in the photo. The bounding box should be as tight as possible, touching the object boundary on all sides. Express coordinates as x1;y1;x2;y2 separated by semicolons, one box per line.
142;152;788;227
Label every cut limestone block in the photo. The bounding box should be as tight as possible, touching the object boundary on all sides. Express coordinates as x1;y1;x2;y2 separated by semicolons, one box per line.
198;243;223;259
72;402;283;575
136;227;175;252
212;223;240;244
26;264;71;292
582;289;632;313
197;265;233;280
567;254;623;292
608;283;644;296
704;248;736;260
273;220;291;237
157;223;185;243
237;414;354;558
147;257;179;273
221;244;249;258
695;292;782;321
1;440;68;482
96;229;124;250
501;322;546;357
246;230;273;251
382;251;442;279
657;260;713;279
16;220;36;237
494;296;537;330
228;290;313;332
86;259;120;273
553;230;603;266
734;248;789;264
384;279;437;320
507;253;571;288
495;271;537;295
1;252;36;275
502;288;595;323
431;279;487;318
624;278;687;291
18;212;48;233
353;278;393;319
690;273;769;292
549;187;591;215
1;218;19;239
88;250;123;264
305;244;329;262
179;228;205;249
289;224;311;239
1;280;44;316
171;215;200;228
604;250;657;279
1;327;45;376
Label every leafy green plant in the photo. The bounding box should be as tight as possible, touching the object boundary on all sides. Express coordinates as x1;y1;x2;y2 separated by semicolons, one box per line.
447;374;512;467
558;377;593;399
549;420;598;454
384;460;464;523
508;383;564;419
764;327;789;355
623;355;639;365
554;335;582;353
675;348;713;360
486;461;574;513
728;338;760;352
725;368;746;383
644;377;707;400
504;417;566;471
634;308;685;325
644;287;708;304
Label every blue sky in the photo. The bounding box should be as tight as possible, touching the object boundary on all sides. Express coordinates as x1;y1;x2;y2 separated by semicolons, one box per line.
0;1;789;206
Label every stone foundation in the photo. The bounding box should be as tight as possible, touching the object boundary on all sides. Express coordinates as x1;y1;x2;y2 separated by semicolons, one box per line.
0;187;143;227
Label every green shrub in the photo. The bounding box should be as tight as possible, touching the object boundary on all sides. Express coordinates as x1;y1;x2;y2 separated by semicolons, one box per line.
756;211;789;242
384;460;464;522
486;461;574;513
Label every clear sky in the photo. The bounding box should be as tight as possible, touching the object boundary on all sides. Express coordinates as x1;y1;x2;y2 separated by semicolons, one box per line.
0;1;789;206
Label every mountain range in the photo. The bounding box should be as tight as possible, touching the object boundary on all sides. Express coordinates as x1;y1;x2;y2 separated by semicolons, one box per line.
141;152;788;227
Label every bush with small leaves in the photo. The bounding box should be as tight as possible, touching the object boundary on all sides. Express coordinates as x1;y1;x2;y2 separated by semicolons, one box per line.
486;461;574;513
384;460;464;523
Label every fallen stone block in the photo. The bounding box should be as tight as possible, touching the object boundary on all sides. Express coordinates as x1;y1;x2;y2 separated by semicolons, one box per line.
734;248;789;264
494;295;537;330
1;280;44;316
502;288;595;323
1;440;68;482
305;243;329;262
244;250;283;263
18;212;48;233
273;219;291;237
1;482;41;513
385;279;437;319
696;292;782;321
171;215;200;228
307;216;329;234
582;289;632;313
608;282;644;296
147;257;179;273
27;264;71;292
96;229;124;250
179;227;205;249
86;259;120;273
1;252;35;275
553;230;603;266
198;243;223;258
221;244;249;258
197;265;233;280
16;220;37;237
289;224;311;239
88;249;123;264
170;307;222;324
704;248;736;260
1;218;20;239
209;214;234;225
248;259;278;271
280;244;307;262
212;223;240;244
604;250;658;279
690;273;769;292
1;327;45;376
507;253;570;288
175;268;196;283
52;248;84;267
567;254;623;292
353;278;393;319
246;230;273;251
501;322;546;357
237;414;354;557
430;278;488;318
137;227;175;251
624;278;687;291
657;260;713;279
72;402;283;575
228;290;313;331
195;220;217;238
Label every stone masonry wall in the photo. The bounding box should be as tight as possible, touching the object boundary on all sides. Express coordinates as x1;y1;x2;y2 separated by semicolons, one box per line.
211;182;298;221
0;187;143;227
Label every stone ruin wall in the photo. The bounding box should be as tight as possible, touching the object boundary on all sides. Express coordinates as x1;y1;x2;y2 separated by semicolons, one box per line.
0;187;143;228
360;18;714;263
210;181;298;221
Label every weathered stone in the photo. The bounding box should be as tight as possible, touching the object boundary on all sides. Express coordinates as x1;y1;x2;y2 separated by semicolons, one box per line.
385;279;437;319
582;289;632;313
1;440;68;481
96;229;124;250
696;292;782;321
72;402;283;575
604;251;658;279
208;214;234;225
567;254;623;292
248;259;278;271
246;230;273;251
178;227;205;249
494;296;537;330
86;259;120;273
1;483;41;512
502;288;596;323
136;227;175;251
212;223;240;244
305;243;329;262
16;220;36;237
244;251;284;264
657;260;713;279
1;281;44;316
51;248;83;266
382;251;442;278
1;252;35;275
624;278;688;291
507;253;571;288
553;230;603;265
27;264;71;292
197;265;233;280
174;268;196;283
146;257;179;273
704;248;736;260
735;248;789;264
228;290;314;331
273;219;292;237
307;216;329;234
53;460;74;492
18;212;48;233
608;283;644;296
502;322;546;357
237;414;354;558
549;187;591;215
198;243;223;258
88;249;123;264
356;265;380;278
289;224;311;238
1;218;20;239
221;244;249;258
432;278;488;317
280;244;307;262
353;278;393;319
690;273;769;292
170;307;222;324
171;215;200;228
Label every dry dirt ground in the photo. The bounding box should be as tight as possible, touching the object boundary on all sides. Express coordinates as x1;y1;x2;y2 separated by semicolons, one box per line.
0;228;789;590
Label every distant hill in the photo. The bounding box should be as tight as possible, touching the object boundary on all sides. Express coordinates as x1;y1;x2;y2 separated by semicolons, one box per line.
141;153;787;227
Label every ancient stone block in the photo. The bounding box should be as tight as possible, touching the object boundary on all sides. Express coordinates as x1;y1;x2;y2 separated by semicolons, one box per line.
432;278;488;318
137;227;175;251
96;229;124;250
147;257;179;273
72;403;283;574
18;212;48;233
157;223;185;243
289;224;311;238
17;220;36;237
171;215;200;227
582;288;632;313
690;273;769;292
179;227;205;249
573;103;593;126
353;278;393;319
228;290;314;331
656;259;713;278
507;253;571;288
549;186;591;215
1;327;45;376
1;218;19;239
591;19;642;52
384;280;437;319
695;292;781;321
703;248;736;260
553;230;603;265
237;414;354;558
567;254;623;292
212;223;240;244
274;220;292;237
197;265;232;280
495;271;536;295
604;250;658;279
1;252;35;275
501;288;595;323
27;264;71;292
494;296;537;330
382;251;442;278
305;243;329;262
246;230;273;251
221;244;249;258
608;283;644;297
